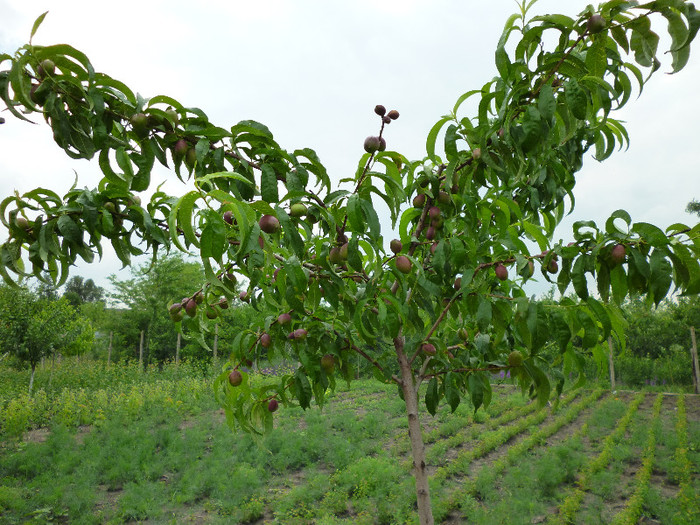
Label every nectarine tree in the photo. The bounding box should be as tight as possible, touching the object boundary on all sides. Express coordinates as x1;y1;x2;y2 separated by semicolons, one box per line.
2;3;700;523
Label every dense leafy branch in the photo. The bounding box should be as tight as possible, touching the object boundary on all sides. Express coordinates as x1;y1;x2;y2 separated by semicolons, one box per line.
2;3;700;523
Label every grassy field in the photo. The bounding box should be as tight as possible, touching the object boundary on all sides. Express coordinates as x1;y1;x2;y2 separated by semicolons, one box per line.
0;359;698;524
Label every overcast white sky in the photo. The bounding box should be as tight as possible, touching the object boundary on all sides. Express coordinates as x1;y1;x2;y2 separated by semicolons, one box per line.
1;0;698;297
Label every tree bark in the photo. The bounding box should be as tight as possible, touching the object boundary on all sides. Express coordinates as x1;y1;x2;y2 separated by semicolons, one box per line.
213;324;219;359
607;336;616;391
107;331;113;366
395;337;434;525
690;326;699;394
175;332;181;365
29;362;36;395
139;330;144;369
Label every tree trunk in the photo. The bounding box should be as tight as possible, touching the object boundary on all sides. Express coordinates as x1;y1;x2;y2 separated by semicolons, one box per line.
139;330;144;369
395;337;434;525
107;331;113;366
29;362;36;395
690;326;699;394
213;324;219;359
607;336;616;391
175;332;181;365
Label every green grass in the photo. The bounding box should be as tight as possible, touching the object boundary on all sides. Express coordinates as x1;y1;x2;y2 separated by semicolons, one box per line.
1;359;698;524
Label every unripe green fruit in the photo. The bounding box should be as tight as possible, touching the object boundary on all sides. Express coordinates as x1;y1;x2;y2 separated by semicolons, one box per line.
495;264;508;281
228;370;243;386
165;108;179;126
104;202;116;213
437;191;450;205
508;350;524;367
223;210;234;225
472;147;481;160
239;291;249;302
37;59;55;78
30;83;48;106
260;333;272;348
547;259;559;274
278;312;292;325
259;214;280;234
527;260;535;277
387;109;400;120
396;255;412;274
14;216;29;230
413;194;426;208
194;291;204;304
422;343;436;356
205;306;218;320
428;206;441;221
374;104;386;116
130;113;149;139
185;147;197;170
185;299;197;317
289;203;307;217
390;239;402;254
329;246;344;264
320;354;335;373
218;298;229;309
364;136;381;153
611;244;626;265
587;14;606;34
268;398;279;412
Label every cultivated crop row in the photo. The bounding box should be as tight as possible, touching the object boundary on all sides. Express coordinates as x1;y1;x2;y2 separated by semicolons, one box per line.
436;388;605;513
550;391;647;524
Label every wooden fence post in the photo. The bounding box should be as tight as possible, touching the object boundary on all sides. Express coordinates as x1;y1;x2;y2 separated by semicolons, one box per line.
690;327;699;394
608;336;616;391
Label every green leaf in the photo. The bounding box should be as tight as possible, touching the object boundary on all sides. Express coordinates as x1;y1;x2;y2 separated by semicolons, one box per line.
649;249;672;306
538;84;556;120
585;38;608;78
523;361;550;408
176;191;201;249
294;370;312;410
610;264;628;305
426;117;451;162
30;12;49;41
425;377;439;416
564;78;587;120
444;372;460;413
571;256;589;300
57;215;82;244
522;221;548;252
260;164;279;203
476;297;492;332
587;297;612;341
200;215;227;261
631;222;668;246
347;194;364;233
360;198;381;241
